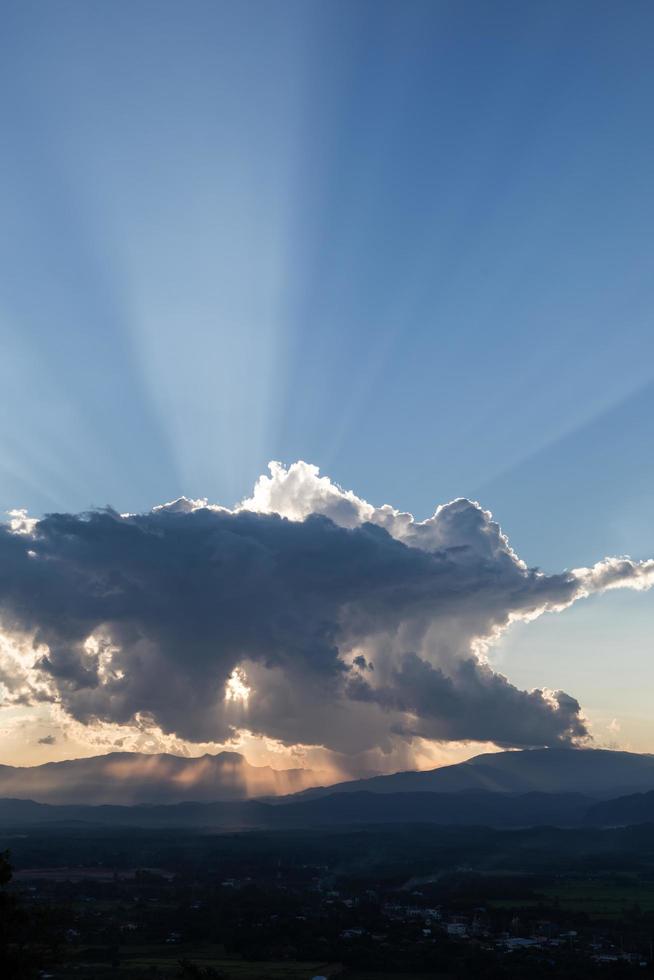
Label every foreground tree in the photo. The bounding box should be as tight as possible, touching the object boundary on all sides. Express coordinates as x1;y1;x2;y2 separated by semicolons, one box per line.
0;850;63;979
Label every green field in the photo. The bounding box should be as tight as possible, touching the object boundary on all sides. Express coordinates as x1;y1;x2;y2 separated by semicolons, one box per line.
340;974;451;980
53;945;331;978
489;875;654;919
48;947;447;979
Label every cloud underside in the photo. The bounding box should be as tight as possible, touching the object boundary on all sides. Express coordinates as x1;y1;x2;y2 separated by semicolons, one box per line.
0;461;652;754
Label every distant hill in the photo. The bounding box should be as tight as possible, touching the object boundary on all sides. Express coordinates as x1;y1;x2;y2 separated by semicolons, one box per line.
0;751;325;805
282;748;654;803
7;746;654;829
3;747;654;810
0;789;592;830
269;789;592;830
585;789;654;827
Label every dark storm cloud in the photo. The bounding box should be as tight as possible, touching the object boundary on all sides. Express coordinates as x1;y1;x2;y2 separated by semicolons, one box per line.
0;463;652;752
348;655;586;748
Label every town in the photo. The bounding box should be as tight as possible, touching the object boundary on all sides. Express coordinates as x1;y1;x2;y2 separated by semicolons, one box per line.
3;824;654;978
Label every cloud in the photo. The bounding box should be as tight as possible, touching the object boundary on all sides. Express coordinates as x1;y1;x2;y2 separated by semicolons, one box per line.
0;461;652;755
37;734;56;745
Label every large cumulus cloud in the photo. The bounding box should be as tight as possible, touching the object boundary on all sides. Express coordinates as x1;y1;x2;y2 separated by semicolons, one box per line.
1;461;652;753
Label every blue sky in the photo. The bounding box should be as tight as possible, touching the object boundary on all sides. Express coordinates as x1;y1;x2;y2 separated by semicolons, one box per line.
1;1;653;759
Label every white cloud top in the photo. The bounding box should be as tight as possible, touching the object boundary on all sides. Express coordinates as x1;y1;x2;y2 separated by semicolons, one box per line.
0;461;652;756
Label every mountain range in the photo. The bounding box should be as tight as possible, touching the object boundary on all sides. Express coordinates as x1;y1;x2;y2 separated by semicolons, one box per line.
0;785;651;831
5;746;654;808
2;747;654;830
286;747;654;801
0;750;327;805
0;789;591;829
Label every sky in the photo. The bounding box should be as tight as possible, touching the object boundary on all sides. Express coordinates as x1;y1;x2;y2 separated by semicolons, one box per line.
0;0;653;771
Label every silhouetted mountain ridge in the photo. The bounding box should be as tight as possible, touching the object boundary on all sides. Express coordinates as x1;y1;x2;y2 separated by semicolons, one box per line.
281;748;654;802
4;747;654;810
0;789;594;830
585;789;654;827
0;750;325;805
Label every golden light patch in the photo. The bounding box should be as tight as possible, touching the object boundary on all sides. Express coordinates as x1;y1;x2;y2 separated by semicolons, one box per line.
224;667;250;705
